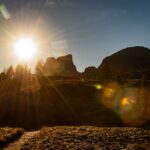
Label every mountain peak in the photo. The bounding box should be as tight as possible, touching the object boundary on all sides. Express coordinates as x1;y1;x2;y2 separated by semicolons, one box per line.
98;46;150;79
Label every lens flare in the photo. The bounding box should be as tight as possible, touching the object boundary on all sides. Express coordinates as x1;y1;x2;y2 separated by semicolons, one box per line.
121;97;130;107
0;4;10;19
100;82;120;109
95;84;103;90
121;97;129;106
104;88;114;98
98;81;149;126
118;88;148;126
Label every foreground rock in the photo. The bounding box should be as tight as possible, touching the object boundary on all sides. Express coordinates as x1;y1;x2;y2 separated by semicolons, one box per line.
4;131;39;150
0;128;24;148
18;126;150;150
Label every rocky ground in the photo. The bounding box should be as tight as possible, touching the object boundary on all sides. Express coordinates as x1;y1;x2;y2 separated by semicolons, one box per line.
3;131;39;150
0;127;24;149
1;126;149;150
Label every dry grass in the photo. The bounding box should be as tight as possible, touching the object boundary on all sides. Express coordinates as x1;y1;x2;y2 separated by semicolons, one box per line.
0;127;24;148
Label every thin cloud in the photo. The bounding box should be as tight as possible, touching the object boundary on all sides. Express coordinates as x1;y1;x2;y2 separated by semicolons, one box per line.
45;0;73;7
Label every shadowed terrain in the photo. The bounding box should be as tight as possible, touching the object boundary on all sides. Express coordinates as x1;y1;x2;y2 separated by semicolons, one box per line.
3;126;150;150
0;77;123;130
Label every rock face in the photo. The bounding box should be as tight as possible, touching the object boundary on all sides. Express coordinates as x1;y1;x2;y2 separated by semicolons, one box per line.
97;46;150;80
82;66;98;79
44;54;79;77
42;46;150;79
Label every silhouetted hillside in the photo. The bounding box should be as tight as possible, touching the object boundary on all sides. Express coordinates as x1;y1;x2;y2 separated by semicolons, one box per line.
43;54;80;77
34;46;150;80
98;46;150;80
82;66;98;79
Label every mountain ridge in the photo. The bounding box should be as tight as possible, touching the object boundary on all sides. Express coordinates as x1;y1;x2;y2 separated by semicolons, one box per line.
36;46;150;80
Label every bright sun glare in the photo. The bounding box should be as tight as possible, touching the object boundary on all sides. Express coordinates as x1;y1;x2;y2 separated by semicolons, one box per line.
14;37;37;60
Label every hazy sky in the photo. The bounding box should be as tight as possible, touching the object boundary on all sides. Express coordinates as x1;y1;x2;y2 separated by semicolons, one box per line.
0;0;150;72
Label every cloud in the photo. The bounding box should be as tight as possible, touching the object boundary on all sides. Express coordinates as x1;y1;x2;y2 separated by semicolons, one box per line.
45;0;72;7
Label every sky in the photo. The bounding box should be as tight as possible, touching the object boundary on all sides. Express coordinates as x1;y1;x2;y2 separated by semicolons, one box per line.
0;0;150;72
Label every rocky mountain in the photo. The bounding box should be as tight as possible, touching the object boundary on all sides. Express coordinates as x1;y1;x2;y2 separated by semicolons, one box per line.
44;54;80;77
82;66;98;79
41;46;150;80
97;46;150;80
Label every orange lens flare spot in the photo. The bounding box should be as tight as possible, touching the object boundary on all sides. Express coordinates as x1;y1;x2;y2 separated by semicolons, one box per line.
104;88;114;98
121;97;130;106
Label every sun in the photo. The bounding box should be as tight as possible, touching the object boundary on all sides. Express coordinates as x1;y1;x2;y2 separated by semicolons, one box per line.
14;37;37;60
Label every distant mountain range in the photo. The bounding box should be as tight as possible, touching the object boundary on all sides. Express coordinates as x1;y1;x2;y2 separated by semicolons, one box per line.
43;46;150;80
